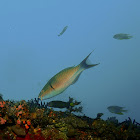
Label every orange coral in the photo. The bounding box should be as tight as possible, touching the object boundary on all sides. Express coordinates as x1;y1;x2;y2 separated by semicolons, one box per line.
0;117;6;124
25;124;29;129
17;111;22;117
18;104;23;110
0;101;5;108
22;120;26;124
27;120;31;125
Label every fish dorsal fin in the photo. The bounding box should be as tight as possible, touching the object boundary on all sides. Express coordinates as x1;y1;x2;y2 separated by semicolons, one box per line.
71;73;82;85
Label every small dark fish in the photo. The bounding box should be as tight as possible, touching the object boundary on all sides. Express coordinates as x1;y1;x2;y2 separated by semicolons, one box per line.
47;97;81;109
107;106;127;115
113;33;132;40
58;26;68;36
47;101;69;108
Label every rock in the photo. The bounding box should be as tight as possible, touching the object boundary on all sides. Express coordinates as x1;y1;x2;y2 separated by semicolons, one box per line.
11;125;26;137
67;125;77;137
42;126;68;140
64;115;89;128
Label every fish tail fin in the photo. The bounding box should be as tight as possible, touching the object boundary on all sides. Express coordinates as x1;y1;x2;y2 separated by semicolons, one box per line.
70;102;75;107
117;112;123;115
128;36;133;39
79;50;100;69
122;109;128;113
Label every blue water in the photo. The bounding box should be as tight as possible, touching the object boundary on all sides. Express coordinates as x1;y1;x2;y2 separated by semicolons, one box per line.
0;0;140;123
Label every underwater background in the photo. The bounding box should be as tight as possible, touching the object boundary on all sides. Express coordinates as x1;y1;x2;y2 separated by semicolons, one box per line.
0;0;140;124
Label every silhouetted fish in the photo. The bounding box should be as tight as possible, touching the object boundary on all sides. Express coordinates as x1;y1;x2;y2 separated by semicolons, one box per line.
113;33;132;40
58;26;68;36
107;106;127;115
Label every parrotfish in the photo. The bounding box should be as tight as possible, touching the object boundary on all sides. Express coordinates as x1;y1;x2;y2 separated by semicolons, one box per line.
38;51;99;100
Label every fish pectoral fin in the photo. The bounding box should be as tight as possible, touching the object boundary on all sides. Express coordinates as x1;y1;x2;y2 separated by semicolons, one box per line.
116;112;123;115
49;83;55;90
71;73;82;85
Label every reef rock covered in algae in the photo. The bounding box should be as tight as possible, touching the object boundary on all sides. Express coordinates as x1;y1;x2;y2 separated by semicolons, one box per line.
0;98;140;140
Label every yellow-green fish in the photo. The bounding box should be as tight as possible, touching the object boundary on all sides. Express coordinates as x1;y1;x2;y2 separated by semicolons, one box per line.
107;106;128;115
38;51;99;100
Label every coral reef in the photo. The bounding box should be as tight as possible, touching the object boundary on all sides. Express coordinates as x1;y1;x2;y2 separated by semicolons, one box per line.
0;98;140;140
107;116;119;125
0;93;3;101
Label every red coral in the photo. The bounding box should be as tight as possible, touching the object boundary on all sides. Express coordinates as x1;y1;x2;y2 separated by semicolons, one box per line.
16;133;45;140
